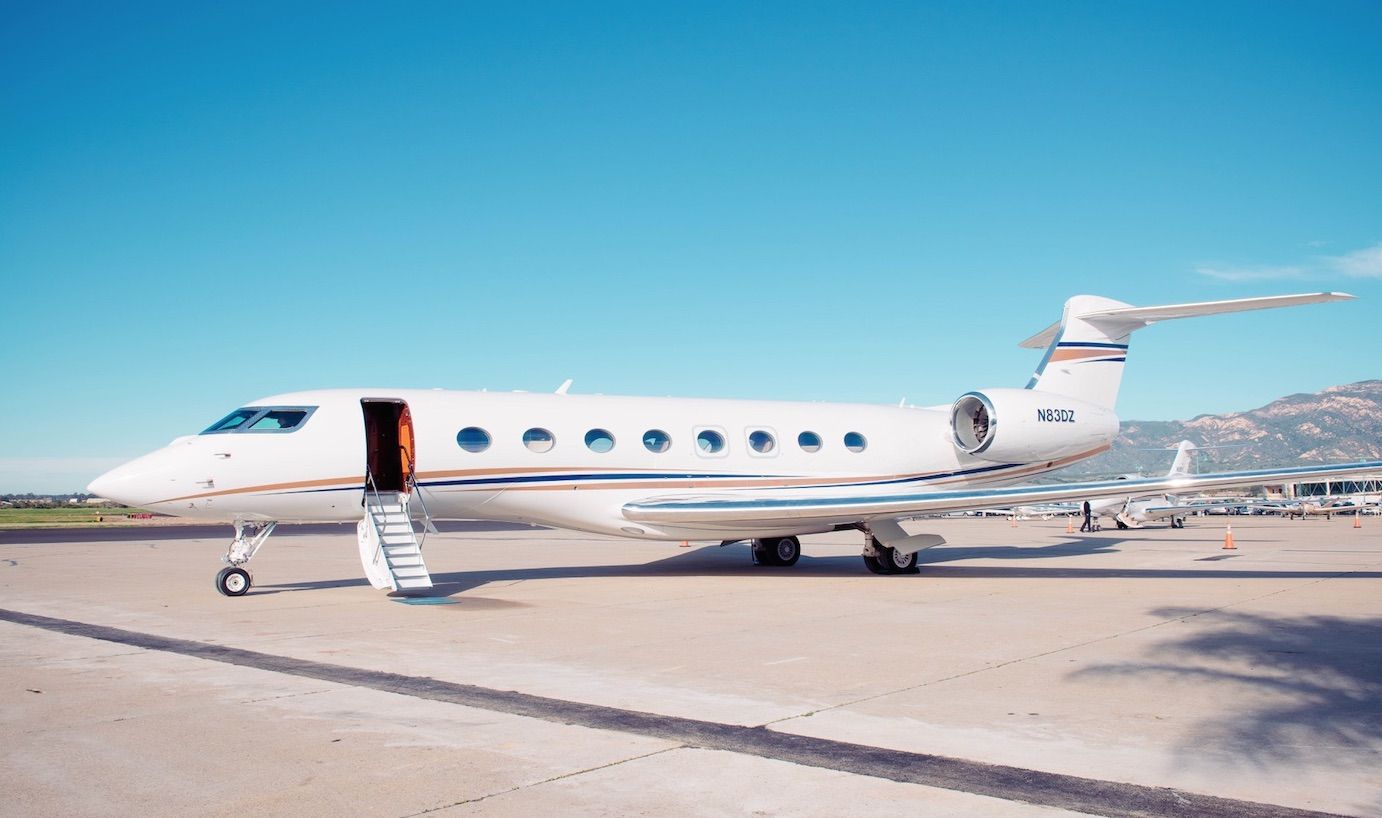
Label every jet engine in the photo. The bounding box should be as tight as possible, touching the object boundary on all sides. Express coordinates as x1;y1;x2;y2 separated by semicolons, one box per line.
951;388;1119;464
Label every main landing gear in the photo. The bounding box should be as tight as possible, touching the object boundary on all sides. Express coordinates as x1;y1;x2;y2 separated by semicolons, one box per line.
752;536;801;567
215;520;277;597
861;535;920;575
1171;517;1186;529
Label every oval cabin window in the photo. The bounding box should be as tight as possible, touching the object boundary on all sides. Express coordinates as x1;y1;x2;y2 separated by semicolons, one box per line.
457;427;491;453
585;429;615;453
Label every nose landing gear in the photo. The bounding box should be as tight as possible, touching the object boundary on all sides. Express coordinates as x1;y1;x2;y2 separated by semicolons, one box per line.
215;520;277;597
215;566;251;596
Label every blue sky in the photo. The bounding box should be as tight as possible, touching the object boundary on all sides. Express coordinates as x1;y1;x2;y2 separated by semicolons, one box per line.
2;1;1380;492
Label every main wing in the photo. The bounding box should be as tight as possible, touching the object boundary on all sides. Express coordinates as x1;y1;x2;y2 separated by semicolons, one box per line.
623;461;1382;531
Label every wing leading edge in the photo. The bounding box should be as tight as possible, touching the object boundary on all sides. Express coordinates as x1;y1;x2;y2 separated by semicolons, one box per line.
622;461;1382;529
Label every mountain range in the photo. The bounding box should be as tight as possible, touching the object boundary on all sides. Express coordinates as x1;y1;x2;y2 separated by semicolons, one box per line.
1062;380;1382;478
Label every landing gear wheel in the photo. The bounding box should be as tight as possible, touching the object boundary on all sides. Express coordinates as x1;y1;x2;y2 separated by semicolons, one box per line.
753;536;801;567
879;545;919;574
1115;519;1129;530
770;536;800;567
864;541;920;576
216;566;251;597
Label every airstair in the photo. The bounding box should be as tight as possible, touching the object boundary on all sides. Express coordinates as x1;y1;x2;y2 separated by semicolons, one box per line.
358;476;435;594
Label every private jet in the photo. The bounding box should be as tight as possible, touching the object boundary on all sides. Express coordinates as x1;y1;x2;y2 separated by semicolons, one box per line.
88;292;1382;597
1256;497;1378;519
1088;441;1245;529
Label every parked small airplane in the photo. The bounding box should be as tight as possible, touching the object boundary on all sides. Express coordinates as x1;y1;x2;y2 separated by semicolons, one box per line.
89;291;1382;597
1254;497;1377;519
1087;441;1245;529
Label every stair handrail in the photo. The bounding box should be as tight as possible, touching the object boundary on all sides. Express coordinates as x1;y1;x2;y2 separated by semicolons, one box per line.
363;468;389;571
406;468;432;551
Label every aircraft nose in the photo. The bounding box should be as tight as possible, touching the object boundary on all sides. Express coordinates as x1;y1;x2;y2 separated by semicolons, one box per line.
87;461;147;507
86;471;115;499
87;450;178;508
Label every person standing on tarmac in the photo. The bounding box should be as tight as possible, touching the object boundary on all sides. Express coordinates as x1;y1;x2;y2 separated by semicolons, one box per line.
1080;500;1094;532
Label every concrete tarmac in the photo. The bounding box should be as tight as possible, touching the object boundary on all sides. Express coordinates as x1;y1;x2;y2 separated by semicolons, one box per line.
2;516;1379;817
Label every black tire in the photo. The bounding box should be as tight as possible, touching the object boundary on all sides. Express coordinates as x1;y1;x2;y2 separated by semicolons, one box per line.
753;539;782;567
862;553;885;574
1115;519;1129;530
880;545;920;575
216;566;251;597
772;536;801;567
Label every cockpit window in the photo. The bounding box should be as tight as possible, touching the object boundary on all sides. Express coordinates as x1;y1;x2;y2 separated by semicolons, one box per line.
249;410;310;431
200;406;317;434
203;409;260;433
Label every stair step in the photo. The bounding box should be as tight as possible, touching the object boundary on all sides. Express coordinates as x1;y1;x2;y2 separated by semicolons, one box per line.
396;577;434;589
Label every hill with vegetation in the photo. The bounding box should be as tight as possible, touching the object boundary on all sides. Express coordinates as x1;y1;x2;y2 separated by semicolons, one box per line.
1063;380;1382;478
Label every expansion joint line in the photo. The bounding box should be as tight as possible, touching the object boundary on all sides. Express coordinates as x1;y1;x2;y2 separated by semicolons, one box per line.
403;746;681;816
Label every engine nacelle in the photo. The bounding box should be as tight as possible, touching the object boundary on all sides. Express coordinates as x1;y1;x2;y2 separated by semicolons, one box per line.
951;388;1119;464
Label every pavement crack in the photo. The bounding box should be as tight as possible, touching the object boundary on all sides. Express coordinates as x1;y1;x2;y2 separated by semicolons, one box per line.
400;745;681;815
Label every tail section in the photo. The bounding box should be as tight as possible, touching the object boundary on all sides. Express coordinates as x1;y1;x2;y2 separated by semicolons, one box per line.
1022;295;1133;411
1167;440;1196;478
1022;292;1353;410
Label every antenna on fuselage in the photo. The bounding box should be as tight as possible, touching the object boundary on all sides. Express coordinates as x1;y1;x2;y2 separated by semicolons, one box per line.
555;378;573;395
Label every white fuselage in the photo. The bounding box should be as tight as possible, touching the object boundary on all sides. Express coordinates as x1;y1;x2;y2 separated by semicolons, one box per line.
91;388;1108;542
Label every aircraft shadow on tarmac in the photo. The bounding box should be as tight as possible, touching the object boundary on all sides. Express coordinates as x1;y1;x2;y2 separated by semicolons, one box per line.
1073;608;1382;796
257;534;1382;597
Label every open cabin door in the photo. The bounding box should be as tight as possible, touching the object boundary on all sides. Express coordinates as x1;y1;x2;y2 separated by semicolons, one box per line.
361;399;414;493
357;398;433;594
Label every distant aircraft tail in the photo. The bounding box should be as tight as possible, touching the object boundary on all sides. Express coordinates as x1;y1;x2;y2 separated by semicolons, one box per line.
1021;292;1353;410
1167;440;1196;478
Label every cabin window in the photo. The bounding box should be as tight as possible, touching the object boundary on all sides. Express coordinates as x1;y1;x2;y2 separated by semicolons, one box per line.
748;430;776;454
696;429;726;454
585;429;615;453
844;431;867;453
457;427;491;452
523;428;555;453
200;406;316;434
643;429;671;453
798;431;822;452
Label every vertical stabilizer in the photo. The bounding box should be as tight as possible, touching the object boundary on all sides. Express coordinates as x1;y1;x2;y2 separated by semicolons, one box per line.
1024;295;1133;410
1168;440;1196;478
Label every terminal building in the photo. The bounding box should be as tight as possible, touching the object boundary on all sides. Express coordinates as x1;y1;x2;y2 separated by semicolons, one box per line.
1291;477;1382;498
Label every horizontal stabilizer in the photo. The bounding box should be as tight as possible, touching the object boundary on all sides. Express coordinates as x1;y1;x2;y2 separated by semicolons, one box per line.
1019;292;1354;349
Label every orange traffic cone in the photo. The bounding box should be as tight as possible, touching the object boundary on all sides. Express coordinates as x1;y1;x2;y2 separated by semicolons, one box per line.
1066;517;1075;534
1354;514;1362;529
679;540;691;548
1009;515;1018;528
1222;524;1237;550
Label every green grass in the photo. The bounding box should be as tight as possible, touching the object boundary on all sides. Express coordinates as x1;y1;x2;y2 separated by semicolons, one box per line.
0;507;154;527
